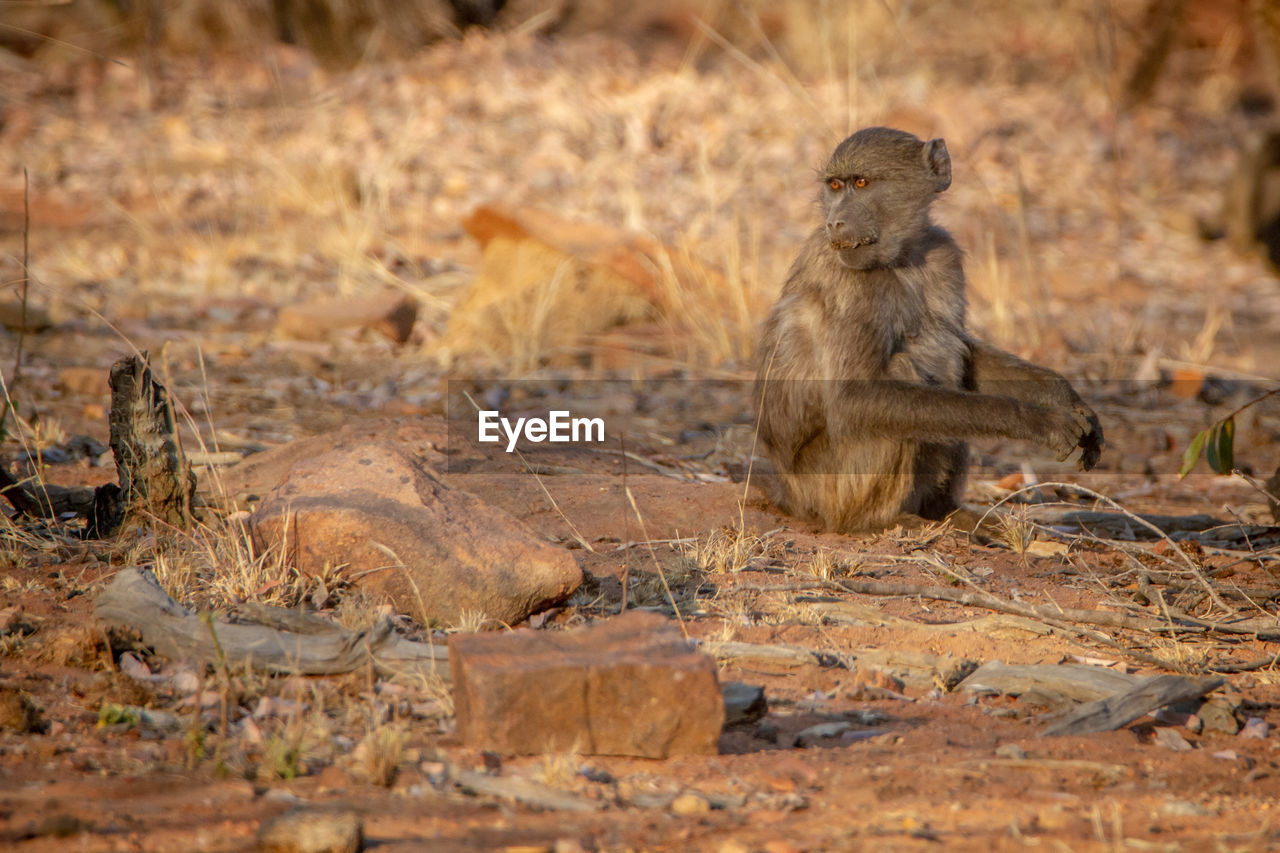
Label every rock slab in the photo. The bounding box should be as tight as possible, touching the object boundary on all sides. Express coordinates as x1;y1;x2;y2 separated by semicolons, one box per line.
275;292;417;344
248;439;581;627
450;611;724;757
256;808;362;853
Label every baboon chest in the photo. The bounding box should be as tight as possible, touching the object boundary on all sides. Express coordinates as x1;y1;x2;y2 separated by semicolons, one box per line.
830;276;965;388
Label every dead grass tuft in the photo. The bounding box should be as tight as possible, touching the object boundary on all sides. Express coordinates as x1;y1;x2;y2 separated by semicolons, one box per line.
682;526;773;574
142;515;302;612
804;547;862;580
993;507;1036;557
535;739;583;788
356;723;408;787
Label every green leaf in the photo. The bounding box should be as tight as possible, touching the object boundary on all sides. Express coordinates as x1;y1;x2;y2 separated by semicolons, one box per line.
1179;428;1209;478
1206;417;1235;475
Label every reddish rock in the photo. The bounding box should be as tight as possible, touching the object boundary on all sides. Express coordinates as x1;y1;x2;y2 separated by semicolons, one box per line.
222;419;449;505
248;440;581;627
450;611;724;757
275;291;417;344
0;301;51;333
445;205;728;366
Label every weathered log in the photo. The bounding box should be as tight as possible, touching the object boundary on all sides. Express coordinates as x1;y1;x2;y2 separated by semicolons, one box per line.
958;661;1143;704
94;567;449;681
451;768;603;812
1039;674;1225;738
702;639;975;690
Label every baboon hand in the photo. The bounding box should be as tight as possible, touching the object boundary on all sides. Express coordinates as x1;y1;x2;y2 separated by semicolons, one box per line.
1038;406;1094;465
1073;400;1104;471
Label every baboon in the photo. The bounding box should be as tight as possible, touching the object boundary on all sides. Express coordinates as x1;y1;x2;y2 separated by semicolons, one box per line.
753;127;1103;533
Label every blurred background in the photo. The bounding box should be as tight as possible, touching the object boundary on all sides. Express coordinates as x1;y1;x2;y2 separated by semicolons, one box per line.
1;0;1279;483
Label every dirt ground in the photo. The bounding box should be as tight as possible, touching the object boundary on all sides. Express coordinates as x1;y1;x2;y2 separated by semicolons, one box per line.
4;1;1280;850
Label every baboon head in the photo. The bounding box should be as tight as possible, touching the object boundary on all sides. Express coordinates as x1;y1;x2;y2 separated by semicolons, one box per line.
819;127;952;270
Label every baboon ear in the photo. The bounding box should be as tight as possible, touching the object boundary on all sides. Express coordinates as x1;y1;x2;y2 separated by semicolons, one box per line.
924;138;951;192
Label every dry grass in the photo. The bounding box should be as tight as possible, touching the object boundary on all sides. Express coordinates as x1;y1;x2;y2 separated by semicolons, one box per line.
356;722;408;787
146;517;301;612
451;609;492;633
993;506;1036;557
805;547;861;580
535;739;582;788
8;0;1264;385
681;525;773;574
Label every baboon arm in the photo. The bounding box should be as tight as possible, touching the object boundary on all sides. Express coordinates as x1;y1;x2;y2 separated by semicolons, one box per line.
966;339;1080;408
966;339;1104;469
829;380;1051;444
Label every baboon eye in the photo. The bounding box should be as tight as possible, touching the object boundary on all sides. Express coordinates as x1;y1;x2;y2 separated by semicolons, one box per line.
827;178;844;191
854;177;869;188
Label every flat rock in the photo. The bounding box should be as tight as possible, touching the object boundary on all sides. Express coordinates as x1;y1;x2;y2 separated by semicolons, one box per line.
450;611;724;757
722;681;768;727
275;291;417;344
256;808;362;853
247;439;581;627
0;300;51;333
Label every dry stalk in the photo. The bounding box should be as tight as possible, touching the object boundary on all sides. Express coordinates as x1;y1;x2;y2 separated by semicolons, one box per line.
623;485;687;639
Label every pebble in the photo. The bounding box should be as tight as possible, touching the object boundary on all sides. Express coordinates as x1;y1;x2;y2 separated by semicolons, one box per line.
670;793;711;815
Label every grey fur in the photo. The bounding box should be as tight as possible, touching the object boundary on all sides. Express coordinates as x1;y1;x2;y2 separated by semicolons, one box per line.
754;127;1103;532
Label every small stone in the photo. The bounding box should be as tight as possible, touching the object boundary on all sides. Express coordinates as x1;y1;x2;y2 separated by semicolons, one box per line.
420;761;448;785
1240;717;1270;740
794;721;851;747
313;764;348;792
1152;707;1202;733
722;682;767;726
1152;727;1193;752
1197;697;1241;735
670;792;711;815
1159;799;1211;818
762;841;802;853
256;808;362;853
995;743;1027;760
0;301;52;333
841;728;890;744
851;667;905;693
0;687;42;733
716;841;750;853
275;292;417;344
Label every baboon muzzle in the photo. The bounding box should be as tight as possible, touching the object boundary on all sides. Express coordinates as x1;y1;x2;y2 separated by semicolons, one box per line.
825;215;878;249
826;197;878;248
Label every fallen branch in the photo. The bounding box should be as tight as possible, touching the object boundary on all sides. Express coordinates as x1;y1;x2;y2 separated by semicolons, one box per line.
958;660;1143;704
1040;674;1224;737
700;638;975;690
451;767;603;812
94;567;449;681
